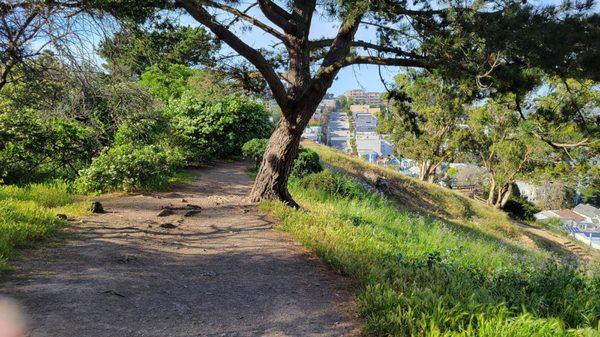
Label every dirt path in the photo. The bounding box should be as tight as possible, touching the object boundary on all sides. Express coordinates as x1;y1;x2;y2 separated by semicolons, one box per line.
513;220;599;262
0;161;359;337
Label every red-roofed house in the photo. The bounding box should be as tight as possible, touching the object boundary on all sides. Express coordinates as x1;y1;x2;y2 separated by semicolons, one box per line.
534;209;586;226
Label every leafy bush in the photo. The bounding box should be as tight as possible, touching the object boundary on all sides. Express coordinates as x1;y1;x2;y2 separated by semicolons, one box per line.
299;170;363;199
504;194;540;220
0;111;98;184
242;138;269;168
76;144;184;193
166;93;273;162
291;149;322;178
139;64;199;102
113;113;170;146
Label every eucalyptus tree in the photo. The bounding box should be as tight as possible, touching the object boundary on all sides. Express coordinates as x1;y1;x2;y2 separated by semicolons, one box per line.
378;72;470;183
466;94;553;208
8;0;600;206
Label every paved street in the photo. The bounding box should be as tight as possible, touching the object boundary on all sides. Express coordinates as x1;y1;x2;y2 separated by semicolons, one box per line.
327;111;350;151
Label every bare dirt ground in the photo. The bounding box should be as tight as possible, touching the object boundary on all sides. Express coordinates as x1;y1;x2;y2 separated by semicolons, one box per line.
513;220;599;262
0;161;360;337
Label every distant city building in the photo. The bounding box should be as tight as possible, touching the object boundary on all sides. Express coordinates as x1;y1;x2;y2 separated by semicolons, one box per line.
321;99;337;110
367;107;381;115
349;104;370;113
301;126;321;142
354;112;378;133
536;203;600;250
344;89;382;105
573;203;600;225
356;133;382;157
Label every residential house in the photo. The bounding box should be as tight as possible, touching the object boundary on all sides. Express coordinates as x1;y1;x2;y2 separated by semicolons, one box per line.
354;112;379;133
573;203;600;227
301;126;321;142
349;104;370;113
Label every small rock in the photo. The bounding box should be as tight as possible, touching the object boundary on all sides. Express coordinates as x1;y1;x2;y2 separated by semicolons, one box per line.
181;198;188;203
103;290;125;298
375;176;389;189
160;223;177;229
90;201;104;213
157;208;174;217
184;210;201;217
186;204;202;209
56;214;68;220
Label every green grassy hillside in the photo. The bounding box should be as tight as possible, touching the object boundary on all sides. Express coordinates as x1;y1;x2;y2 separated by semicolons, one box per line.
303;141;548;254
261;142;600;337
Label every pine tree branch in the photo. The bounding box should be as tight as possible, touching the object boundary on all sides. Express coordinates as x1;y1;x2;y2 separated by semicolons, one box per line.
177;0;288;110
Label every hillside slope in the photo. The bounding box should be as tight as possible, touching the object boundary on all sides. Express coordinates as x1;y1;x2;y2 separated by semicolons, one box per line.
261;143;600;336
302;141;548;255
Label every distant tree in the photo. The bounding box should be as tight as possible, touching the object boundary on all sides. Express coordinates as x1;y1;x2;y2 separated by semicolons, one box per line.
98;19;219;76
534;181;576;210
335;95;347;111
466;94;552;208
580;165;600;207
523;77;599;207
343;97;353;115
0;2;66;91
379;73;470;183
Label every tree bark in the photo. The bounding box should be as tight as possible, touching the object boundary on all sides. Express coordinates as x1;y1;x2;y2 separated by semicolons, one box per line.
487;178;496;206
249;117;303;207
496;183;513;209
418;161;436;183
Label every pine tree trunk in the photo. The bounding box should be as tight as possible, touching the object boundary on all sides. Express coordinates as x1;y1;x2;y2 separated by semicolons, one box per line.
249;118;303;207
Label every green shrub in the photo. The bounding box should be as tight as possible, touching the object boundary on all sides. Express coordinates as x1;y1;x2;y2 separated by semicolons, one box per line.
291;149;322;178
503;194;540;220
299;170;363;199
0;111;98;183
242;138;269;168
76;144;184;193
113;114;170;146
139;64;199;102
166;93;273;162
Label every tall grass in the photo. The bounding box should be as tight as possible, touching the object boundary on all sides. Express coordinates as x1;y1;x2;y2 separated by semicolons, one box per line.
0;182;88;270
261;170;600;336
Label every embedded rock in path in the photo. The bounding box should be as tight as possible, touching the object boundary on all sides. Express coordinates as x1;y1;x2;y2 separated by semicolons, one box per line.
90;201;104;213
157;209;175;217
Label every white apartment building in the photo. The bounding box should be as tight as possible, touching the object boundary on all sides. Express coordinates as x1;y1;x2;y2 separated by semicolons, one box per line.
344;89;382;105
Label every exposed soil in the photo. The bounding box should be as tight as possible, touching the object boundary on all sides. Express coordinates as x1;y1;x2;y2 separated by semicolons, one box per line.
513;220;600;262
0;161;360;337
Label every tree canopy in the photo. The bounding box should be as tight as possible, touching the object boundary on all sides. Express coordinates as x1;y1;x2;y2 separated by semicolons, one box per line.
3;0;600;204
379;72;471;182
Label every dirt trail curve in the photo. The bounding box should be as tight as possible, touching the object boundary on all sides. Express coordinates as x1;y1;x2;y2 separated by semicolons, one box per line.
513;220;599;262
0;161;359;337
